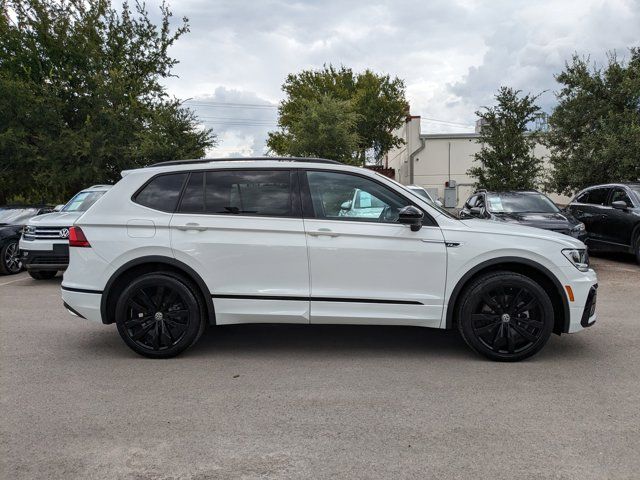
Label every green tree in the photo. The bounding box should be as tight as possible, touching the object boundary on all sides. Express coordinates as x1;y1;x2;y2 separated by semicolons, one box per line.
468;87;543;191
0;0;215;204
546;50;640;195
267;65;408;165
267;96;359;163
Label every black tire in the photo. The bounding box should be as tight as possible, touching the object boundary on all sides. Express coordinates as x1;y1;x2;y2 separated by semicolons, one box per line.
115;273;206;358
457;271;554;362
635;237;640;265
0;240;22;275
28;270;58;280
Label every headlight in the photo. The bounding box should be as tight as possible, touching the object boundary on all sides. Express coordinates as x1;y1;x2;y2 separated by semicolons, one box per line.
562;248;589;272
571;222;586;233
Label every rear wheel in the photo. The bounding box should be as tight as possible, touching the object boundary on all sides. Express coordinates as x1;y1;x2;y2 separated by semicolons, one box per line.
29;270;58;280
0;241;22;275
635;237;640;265
115;273;206;358
457;271;554;362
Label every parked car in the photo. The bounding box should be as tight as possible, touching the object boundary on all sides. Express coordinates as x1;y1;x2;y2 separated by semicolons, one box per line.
20;185;111;279
565;183;640;264
61;158;597;362
405;185;443;207
0;205;54;275
459;190;587;241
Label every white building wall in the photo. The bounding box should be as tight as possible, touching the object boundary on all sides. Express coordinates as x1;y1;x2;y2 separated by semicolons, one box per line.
385;116;571;208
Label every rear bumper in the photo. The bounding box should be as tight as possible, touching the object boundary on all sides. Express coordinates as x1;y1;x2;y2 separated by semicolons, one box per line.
21;244;69;271
61;286;103;322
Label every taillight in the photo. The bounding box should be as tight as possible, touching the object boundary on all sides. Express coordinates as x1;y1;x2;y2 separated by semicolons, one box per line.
69;226;91;248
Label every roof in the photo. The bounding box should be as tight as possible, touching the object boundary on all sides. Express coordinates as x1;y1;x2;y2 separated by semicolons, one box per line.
149;157;340;167
80;185;113;192
420;132;480;140
121;157;358;178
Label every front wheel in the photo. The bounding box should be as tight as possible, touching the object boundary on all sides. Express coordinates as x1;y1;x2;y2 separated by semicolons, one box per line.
457;271;554;362
115;273;206;358
0;240;22;275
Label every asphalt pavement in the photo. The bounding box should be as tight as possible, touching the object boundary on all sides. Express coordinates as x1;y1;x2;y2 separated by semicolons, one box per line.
1;255;639;479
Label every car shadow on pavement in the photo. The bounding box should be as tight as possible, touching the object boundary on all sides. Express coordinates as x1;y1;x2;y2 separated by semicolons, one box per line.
590;251;637;266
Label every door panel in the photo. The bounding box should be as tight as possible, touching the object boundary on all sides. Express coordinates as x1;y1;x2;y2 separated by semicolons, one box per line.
304;219;447;326
171;215;310;324
301;170;447;327
603;188;636;248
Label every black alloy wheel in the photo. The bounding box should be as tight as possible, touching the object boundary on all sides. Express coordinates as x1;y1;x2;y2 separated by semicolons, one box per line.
115;273;206;358
0;241;22;275
458;271;554;361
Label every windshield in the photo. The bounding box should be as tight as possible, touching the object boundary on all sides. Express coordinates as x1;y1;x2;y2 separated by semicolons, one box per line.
0;208;39;225
486;193;560;214
62;191;106;212
630;186;640;201
410;188;433;202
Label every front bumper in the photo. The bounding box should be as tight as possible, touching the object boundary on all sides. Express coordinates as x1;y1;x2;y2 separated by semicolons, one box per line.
564;267;598;333
21;244;69;271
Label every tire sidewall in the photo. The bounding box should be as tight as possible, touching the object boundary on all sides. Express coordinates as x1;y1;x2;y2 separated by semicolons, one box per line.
458;273;554;362
115;273;203;358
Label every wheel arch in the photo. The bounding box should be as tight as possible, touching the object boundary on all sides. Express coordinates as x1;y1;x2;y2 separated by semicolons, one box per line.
100;255;215;326
445;257;570;335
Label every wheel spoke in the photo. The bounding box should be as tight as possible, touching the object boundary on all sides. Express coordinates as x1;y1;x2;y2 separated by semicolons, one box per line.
128;299;149;314
131;323;154;341
516;317;544;329
511;323;539;342
482;293;501;313
164;318;188;330
515;297;538;315
138;289;156;310
154;286;166;309
508;288;524;314
506;327;515;353
125;315;153;328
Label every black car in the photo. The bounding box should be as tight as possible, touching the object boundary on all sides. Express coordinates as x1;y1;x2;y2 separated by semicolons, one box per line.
565;183;640;264
459;190;587;241
0;205;54;275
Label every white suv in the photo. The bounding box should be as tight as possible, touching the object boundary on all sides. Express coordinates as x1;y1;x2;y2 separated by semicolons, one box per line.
20;185;111;279
61;158;598;361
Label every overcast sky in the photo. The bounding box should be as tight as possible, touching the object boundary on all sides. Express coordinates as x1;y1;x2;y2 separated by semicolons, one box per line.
151;0;639;157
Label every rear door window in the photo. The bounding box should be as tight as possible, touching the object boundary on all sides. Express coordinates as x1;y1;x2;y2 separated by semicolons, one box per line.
204;170;293;217
134;173;188;212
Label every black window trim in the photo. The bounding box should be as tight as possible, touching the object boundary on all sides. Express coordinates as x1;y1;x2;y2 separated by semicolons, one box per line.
131;172;190;213
299;168;438;227
172;167;302;219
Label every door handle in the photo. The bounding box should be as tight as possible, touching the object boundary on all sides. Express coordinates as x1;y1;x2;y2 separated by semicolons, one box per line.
307;228;339;237
175;223;207;232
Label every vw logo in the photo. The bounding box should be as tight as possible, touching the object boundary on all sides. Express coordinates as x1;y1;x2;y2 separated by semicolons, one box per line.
59;228;70;239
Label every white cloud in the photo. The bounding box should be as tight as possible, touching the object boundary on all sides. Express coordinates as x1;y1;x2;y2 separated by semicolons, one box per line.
149;0;639;154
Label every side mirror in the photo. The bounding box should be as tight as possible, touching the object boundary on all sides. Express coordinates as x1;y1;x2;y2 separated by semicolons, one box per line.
612;200;628;210
435;199;443;207
340;200;352;210
398;205;424;231
54;204;64;212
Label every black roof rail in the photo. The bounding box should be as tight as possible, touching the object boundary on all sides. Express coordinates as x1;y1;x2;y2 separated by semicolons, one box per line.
149;157;342;167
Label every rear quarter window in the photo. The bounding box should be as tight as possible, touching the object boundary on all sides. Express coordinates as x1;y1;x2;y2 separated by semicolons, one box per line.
134;173;188;212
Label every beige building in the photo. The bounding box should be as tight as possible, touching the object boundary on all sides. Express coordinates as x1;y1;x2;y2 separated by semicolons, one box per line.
384;115;570;208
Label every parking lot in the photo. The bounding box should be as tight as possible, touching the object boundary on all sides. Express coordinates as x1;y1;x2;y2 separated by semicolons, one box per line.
1;255;639;480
